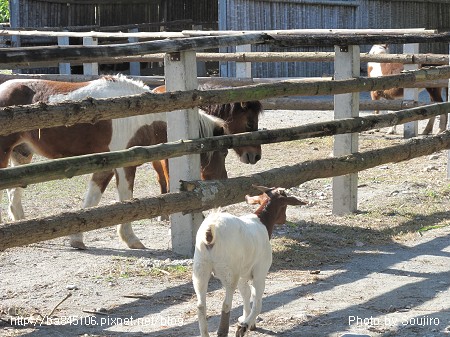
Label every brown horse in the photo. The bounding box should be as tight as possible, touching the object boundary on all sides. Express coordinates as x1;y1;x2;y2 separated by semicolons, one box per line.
0;75;227;249
151;83;263;194
368;44;447;135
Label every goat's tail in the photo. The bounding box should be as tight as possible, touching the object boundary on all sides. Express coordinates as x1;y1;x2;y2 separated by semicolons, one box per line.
203;223;216;246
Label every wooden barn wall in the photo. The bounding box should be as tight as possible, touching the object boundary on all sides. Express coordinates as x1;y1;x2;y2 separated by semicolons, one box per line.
10;0;218;30
220;0;450;78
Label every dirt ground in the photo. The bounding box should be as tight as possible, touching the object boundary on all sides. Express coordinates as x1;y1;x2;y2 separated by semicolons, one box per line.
1;101;450;337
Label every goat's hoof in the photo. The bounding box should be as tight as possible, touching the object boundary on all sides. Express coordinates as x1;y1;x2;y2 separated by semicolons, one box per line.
70;241;87;250
127;241;146;249
235;323;248;337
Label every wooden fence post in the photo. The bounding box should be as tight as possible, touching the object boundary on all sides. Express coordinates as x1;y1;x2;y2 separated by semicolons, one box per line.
332;45;360;215
164;51;202;257
58;31;71;75
128;28;140;76
448;43;450;180
236;44;252;78
83;36;98;75
403;43;419;138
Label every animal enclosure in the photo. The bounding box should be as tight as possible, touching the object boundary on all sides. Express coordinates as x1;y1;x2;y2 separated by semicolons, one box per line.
0;29;450;255
1;28;450;337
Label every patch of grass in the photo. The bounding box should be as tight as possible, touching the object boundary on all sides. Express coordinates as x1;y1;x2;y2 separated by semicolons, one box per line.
418;224;449;233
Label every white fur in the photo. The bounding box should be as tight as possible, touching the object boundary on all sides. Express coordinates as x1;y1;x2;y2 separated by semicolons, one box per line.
48;75;150;103
192;212;272;337
367;44;387;78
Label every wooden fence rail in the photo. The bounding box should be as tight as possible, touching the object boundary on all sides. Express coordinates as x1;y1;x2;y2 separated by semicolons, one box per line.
1;130;450;251
3;31;450;69
1;102;448;190
2;65;450;136
1;52;448;69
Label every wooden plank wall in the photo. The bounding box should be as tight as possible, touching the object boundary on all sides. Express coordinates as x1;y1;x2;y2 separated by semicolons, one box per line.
11;0;218;32
220;0;450;77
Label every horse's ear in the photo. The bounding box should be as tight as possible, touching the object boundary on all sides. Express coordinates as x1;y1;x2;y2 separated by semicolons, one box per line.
240;102;249;109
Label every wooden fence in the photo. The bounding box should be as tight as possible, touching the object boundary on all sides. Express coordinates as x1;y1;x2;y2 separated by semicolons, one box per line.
0;29;450;255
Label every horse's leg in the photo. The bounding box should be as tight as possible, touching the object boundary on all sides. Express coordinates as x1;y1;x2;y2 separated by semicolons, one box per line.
115;166;145;249
438;87;449;133
151;159;169;194
151;159;170;221
7;144;33;221
70;170;114;249
423;87;444;135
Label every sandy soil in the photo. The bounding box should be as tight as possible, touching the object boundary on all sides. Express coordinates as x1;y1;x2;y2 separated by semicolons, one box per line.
1;103;450;337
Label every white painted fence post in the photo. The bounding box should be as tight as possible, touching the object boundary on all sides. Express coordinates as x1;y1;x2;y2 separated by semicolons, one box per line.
447;44;450;180
403;43;419;138
332;45;360;215
236;44;252;78
83;36;98;75
164;51;202;256
57;32;71;75
128;28;140;76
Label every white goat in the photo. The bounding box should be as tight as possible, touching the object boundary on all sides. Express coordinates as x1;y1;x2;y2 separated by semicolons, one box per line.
192;185;306;337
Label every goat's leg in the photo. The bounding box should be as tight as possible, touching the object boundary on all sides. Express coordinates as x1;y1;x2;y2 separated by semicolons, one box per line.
218;280;238;337
237;279;253;329
236;276;266;337
115;167;145;249
70;170;114;249
7;145;33;221
192;262;212;337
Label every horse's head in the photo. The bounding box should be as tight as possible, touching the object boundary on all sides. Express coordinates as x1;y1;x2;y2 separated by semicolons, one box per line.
224;100;263;164
198;82;263;165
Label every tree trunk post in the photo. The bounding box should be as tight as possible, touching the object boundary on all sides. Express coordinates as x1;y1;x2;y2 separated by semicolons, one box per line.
403;43;420;138
164;51;202;257
332;45;360;215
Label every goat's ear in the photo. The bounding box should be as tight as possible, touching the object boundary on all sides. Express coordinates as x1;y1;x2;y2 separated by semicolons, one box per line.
245;194;262;205
284;196;308;206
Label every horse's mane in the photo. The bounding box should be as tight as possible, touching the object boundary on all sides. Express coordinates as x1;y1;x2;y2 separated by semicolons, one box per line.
198;110;226;163
49;74;150;103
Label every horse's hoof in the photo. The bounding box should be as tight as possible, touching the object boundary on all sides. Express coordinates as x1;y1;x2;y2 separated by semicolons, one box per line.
70;241;87;250
249;323;256;331
235;323;248;337
127;241;146;249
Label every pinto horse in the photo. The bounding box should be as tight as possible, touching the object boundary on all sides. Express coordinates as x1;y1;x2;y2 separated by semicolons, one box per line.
368;44;447;135
151;83;263;194
0;75;227;249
